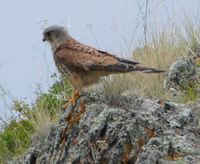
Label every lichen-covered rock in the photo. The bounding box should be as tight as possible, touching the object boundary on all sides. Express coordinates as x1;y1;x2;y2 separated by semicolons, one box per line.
164;57;197;90
164;56;200;100
11;93;200;164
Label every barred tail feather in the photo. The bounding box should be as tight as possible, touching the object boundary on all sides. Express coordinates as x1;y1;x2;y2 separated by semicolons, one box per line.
90;62;165;74
133;66;165;73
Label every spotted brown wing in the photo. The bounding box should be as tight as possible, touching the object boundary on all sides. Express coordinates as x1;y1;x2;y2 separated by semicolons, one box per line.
55;39;140;72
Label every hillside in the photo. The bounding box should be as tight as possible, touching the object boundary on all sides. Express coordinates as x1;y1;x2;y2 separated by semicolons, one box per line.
9;51;200;163
1;24;200;163
11;90;200;163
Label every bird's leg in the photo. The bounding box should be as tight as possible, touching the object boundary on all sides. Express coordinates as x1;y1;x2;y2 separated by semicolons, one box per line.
63;89;81;109
71;90;81;105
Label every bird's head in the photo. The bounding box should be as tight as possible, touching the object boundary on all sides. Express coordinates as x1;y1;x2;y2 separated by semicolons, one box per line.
43;25;71;48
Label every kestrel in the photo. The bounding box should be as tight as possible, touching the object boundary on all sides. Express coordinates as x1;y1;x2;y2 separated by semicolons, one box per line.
43;25;164;106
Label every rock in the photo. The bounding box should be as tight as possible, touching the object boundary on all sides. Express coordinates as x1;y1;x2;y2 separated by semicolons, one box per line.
164;57;197;90
164;56;200;100
11;93;200;164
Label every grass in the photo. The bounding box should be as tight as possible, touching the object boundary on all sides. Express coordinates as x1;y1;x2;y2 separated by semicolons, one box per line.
102;23;200;102
102;74;135;105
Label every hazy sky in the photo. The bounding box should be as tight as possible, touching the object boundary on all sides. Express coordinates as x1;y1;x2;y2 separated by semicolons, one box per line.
0;0;200;119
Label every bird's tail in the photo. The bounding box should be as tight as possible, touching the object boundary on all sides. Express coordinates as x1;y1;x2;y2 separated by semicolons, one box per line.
91;62;165;74
133;65;165;73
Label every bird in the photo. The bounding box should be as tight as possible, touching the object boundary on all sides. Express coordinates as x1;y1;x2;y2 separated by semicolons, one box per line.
43;25;164;107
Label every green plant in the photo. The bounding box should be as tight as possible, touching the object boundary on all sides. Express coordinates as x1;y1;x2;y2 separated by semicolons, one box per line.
35;77;72;115
0;76;72;163
0;138;10;163
181;83;199;102
0;119;34;163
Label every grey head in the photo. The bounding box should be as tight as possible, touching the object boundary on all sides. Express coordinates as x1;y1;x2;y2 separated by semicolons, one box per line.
43;25;72;51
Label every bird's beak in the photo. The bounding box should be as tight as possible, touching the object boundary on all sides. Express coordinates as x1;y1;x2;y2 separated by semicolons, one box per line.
42;34;49;42
42;35;46;42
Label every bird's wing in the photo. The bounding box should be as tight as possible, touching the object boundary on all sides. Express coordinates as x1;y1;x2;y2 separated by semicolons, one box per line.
55;39;140;72
55;39;164;73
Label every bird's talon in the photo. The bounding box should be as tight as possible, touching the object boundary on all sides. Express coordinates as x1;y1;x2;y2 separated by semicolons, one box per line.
63;91;81;109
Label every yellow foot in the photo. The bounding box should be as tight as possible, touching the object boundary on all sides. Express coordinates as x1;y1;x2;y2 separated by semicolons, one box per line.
63;90;81;109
